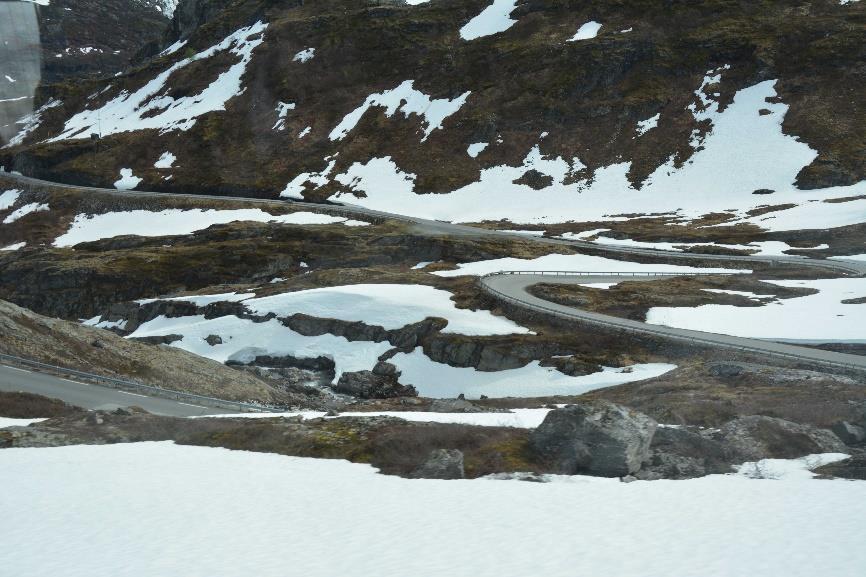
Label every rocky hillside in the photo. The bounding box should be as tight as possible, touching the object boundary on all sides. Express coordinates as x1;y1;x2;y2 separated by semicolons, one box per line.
1;0;865;231
0;298;300;404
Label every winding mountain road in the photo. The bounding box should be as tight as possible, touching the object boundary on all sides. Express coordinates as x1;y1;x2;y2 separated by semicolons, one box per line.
1;172;864;411
6;172;866;277
479;272;866;373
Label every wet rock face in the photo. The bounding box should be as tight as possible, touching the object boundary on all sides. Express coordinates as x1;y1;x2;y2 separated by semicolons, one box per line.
530;401;658;477
409;449;465;480
713;415;847;460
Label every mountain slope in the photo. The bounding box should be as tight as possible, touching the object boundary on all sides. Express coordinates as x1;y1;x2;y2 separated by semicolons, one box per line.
2;0;865;230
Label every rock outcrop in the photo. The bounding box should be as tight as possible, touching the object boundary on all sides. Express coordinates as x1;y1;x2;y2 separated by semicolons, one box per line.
712;415;847;460
333;363;417;399
636;426;735;480
530;401;657;477
409;449;465;480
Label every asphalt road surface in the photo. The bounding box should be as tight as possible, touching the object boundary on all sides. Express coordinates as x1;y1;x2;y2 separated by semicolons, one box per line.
0;364;229;416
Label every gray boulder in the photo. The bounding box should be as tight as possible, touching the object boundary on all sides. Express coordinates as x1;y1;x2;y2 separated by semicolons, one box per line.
714;415;847;460
637;426;735;480
530;401;657;477
831;421;866;445
410;449;465;480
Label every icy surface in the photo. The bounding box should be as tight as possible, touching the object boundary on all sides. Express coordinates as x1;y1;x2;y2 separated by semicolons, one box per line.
647;278;866;342
433;252;749;277
391;349;676;398
2;202;48;224
330;80;470;142
569;21;602;41
48;22;268;141
2;442;863;577
53;209;367;247
460;0;519;40
243;284;530;335
113;168;142;190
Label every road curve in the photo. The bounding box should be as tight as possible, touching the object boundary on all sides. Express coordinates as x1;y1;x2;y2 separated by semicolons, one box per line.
4;172;866;277
480;272;866;373
0;364;229;416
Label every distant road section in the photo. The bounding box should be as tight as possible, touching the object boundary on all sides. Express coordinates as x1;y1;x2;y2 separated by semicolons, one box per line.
480;272;866;373
4;172;866;277
0;365;227;417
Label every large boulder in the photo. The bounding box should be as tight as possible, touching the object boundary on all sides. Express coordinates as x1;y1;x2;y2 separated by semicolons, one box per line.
714;415;847;460
409;449;465;480
333;370;417;399
831;421;866;446
637;426;735;480
530;401;657;477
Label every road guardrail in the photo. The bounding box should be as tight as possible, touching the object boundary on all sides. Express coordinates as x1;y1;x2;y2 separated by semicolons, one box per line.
0;352;279;413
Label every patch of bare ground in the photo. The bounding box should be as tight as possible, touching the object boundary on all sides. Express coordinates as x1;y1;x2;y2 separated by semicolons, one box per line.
0;299;317;406
476;362;866;429
7;410;540;479
527;275;816;321
0;391;84;419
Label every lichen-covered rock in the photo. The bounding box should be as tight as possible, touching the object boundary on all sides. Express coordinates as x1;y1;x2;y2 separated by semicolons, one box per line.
530;401;657;477
409;449;465;480
714;415;847;460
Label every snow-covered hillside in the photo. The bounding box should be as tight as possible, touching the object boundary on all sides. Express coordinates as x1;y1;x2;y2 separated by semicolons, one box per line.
2;0;863;235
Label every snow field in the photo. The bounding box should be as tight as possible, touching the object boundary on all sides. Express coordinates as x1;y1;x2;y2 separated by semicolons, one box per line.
569;21;602;41
0;188;20;210
390;348;676;398
2;201;48;224
242;283;530;335
432;251;750;277
1;442;863;577
329;80;470;142
123;283;673;396
0;417;46;428
313;79;866;231
52;208;369;247
460;0;519;40
646;278;866;342
49;22;269;140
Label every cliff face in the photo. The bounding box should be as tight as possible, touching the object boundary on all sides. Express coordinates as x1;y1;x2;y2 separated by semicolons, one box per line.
3;0;865;228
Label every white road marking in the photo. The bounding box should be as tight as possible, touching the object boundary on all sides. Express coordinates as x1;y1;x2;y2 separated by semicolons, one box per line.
60;378;89;386
119;391;148;398
3;366;32;374
177;402;205;408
